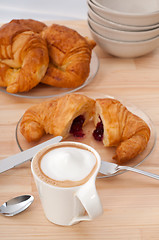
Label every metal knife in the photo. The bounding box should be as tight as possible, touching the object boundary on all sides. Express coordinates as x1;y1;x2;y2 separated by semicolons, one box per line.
0;136;62;173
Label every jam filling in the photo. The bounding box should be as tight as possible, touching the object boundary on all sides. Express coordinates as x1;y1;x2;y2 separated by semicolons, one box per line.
70;115;85;137
93;119;104;141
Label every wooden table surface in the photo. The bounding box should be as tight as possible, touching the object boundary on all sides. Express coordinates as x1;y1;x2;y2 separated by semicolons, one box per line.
1;20;159;240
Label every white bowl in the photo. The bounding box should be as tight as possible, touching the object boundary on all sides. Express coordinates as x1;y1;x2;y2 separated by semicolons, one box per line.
88;15;159;42
88;4;159;31
88;23;159;58
88;0;159;26
92;0;159;14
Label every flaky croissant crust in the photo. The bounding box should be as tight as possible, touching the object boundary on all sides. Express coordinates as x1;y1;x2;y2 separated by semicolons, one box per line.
20;93;151;164
94;98;150;164
0;19;96;92
20;94;95;142
0;19;49;93
41;24;96;88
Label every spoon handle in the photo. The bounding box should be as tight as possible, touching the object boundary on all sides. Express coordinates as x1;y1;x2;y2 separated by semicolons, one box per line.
118;165;159;180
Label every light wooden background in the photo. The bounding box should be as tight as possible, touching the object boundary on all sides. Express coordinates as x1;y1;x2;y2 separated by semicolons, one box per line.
0;20;159;240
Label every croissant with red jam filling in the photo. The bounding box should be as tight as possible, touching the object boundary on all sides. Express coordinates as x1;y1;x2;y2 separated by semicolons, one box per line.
20;93;151;164
93;98;150;164
20;94;95;142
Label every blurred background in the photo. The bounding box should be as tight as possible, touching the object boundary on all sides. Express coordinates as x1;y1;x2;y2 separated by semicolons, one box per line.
0;0;88;23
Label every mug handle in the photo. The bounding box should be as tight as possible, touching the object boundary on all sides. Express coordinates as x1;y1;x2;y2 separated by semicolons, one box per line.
70;179;103;225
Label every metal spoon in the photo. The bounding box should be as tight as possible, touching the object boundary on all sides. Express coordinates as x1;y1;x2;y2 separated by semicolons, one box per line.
0;195;34;216
98;160;159;180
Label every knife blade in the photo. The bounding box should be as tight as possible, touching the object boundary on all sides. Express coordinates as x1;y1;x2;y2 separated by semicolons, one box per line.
0;136;62;173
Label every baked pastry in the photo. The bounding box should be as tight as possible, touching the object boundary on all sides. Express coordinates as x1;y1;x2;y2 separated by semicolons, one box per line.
9;19;47;33
0;19;49;93
20;93;150;163
20;94;95;142
93;98;150;164
41;24;96;88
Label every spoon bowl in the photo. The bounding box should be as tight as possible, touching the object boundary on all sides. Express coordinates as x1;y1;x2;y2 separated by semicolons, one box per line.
0;195;34;216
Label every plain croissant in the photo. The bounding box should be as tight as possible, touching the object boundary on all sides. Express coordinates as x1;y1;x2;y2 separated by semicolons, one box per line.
93;98;150;164
20;94;95;142
0;19;49;93
41;24;96;88
9;19;47;33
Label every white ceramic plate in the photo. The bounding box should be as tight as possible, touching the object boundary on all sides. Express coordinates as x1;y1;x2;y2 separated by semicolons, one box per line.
0;51;99;99
15;92;156;177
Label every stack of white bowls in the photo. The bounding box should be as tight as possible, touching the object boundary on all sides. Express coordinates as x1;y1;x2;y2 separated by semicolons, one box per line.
87;0;159;58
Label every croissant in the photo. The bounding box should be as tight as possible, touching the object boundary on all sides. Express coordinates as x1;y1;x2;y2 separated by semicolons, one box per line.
20;94;95;142
9;19;47;33
93;98;150;164
0;20;49;93
41;24;96;88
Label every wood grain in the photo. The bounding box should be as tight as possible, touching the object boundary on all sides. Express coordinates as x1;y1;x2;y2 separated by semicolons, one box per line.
0;20;159;240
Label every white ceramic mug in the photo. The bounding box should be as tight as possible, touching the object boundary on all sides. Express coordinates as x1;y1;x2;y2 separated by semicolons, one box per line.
31;141;103;226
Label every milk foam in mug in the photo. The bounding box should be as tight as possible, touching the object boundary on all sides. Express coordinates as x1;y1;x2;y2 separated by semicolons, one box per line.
31;141;103;226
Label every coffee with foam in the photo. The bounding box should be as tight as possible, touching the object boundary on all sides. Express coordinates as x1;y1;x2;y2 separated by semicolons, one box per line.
32;143;97;187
